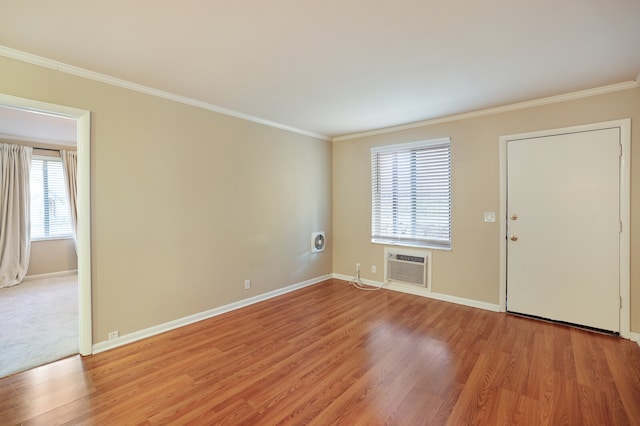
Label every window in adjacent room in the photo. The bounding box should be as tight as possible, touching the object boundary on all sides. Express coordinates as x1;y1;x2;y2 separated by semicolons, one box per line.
30;156;72;239
371;138;451;250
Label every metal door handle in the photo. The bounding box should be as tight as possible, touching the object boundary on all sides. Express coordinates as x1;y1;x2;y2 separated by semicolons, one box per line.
510;214;518;220
510;235;518;241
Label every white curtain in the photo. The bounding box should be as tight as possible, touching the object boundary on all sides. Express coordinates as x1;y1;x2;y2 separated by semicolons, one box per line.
60;150;78;250
0;143;33;288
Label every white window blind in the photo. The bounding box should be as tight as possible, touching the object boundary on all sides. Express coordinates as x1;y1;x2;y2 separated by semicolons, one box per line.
30;157;73;239
371;138;451;249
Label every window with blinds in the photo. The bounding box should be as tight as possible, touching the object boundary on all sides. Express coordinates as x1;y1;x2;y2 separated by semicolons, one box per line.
30;156;73;239
371;138;451;249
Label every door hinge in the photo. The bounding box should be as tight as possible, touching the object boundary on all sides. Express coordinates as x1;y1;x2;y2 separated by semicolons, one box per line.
620;296;623;309
620;220;623;233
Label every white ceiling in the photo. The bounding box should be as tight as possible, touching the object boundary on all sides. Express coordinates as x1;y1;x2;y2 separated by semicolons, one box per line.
0;0;639;139
0;105;76;146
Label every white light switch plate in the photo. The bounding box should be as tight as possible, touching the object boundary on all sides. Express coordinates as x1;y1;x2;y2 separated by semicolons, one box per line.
484;212;496;223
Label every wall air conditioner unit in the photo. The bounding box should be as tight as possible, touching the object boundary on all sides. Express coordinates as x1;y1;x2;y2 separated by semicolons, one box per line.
384;247;431;289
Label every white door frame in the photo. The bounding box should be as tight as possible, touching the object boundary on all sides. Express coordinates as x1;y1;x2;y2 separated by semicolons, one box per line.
499;119;631;339
0;93;92;355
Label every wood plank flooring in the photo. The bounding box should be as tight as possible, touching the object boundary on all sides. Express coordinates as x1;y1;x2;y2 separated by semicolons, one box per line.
1;278;640;425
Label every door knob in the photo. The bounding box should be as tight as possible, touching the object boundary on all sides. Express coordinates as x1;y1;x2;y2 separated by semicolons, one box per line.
510;214;518;220
510;235;518;241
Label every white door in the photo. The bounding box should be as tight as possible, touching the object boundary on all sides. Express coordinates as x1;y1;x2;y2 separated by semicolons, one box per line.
506;128;620;332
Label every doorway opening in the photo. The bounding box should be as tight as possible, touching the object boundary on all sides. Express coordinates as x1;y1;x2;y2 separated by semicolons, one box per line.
0;94;92;375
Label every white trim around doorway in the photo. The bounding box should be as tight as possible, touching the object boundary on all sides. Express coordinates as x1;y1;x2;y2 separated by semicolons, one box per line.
0;93;92;355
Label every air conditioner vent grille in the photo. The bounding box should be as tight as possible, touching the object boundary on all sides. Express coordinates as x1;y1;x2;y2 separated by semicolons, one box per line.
384;248;431;289
395;254;424;263
388;260;424;286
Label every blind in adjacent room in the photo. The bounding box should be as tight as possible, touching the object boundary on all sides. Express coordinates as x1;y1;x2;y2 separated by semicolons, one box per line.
371;138;452;249
30;156;73;239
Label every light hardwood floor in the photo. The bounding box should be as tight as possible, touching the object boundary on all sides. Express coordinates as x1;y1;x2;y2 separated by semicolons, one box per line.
1;278;640;425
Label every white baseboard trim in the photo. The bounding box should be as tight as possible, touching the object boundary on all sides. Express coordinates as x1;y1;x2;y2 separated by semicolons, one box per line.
92;273;332;354
332;273;500;312
23;270;78;281
335;274;637;341
90;271;632;355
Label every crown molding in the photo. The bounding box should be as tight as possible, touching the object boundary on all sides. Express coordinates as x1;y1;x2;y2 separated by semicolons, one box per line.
0;45;331;141
334;80;640;142
3;45;636;144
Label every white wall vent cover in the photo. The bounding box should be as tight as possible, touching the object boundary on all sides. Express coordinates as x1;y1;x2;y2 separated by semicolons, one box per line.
384;247;431;289
311;231;326;253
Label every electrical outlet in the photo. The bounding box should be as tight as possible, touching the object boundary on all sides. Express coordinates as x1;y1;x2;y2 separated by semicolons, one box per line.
372;265;377;273
108;330;119;340
244;279;251;290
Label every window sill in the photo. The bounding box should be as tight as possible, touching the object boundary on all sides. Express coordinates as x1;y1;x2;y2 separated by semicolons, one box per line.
31;236;75;242
371;239;452;251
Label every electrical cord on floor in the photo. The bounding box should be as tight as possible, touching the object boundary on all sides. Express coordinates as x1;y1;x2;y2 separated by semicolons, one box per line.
349;266;388;291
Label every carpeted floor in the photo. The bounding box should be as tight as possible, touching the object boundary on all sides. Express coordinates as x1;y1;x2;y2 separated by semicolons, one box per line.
0;274;78;378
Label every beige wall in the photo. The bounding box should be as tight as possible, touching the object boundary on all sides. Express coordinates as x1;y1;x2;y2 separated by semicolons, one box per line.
27;239;77;276
2;52;637;342
0;55;332;343
333;87;640;333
